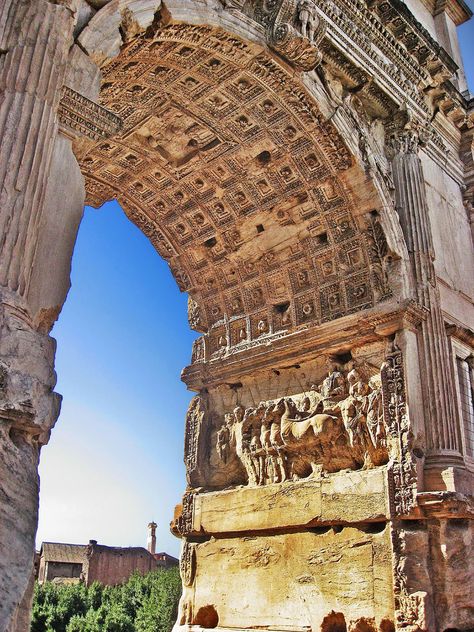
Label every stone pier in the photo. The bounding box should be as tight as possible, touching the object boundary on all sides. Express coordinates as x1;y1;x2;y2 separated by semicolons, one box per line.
0;0;473;630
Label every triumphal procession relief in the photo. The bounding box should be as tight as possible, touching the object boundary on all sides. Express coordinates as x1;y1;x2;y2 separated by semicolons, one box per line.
1;0;474;629
214;363;392;486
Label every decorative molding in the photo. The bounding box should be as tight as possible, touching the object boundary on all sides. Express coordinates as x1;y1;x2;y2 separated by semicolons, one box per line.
58;85;122;140
417;491;474;518
445;323;474;349
182;302;426;390
381;345;417;515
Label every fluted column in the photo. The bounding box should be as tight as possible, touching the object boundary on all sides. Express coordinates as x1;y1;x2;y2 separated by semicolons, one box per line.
387;124;463;465
0;0;74;298
0;2;76;630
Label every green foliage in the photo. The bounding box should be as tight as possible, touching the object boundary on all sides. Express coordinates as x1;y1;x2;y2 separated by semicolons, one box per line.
31;568;181;632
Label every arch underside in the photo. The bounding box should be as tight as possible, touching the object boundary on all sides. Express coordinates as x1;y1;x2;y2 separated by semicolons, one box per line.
75;22;395;357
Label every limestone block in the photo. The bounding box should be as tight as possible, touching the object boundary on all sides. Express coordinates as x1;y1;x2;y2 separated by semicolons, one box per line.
77;1;123;62
427;518;474;630
26;134;86;331
181;527;394;631
0;420;41;632
65;45;102;100
0;294;61;438
77;0;162;63
194;469;388;535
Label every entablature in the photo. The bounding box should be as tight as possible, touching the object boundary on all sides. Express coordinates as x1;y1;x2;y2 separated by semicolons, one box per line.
182;300;426;390
232;0;461;115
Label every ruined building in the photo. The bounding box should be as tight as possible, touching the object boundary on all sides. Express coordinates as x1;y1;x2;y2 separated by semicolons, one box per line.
0;0;473;630
36;522;178;585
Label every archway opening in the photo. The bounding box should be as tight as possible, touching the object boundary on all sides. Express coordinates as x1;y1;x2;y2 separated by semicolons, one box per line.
36;199;194;558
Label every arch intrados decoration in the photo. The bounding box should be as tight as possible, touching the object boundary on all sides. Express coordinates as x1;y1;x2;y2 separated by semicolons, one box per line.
2;0;472;629
72;7;399;362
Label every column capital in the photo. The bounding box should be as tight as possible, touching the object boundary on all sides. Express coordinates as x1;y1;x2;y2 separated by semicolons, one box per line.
385;108;433;157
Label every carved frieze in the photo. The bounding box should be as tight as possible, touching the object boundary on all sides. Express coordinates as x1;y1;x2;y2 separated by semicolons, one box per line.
213;361;392;487
58;86;122;141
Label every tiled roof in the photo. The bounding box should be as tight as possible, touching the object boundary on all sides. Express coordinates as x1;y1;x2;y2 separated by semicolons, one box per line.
41;542;87;564
93;545;153;557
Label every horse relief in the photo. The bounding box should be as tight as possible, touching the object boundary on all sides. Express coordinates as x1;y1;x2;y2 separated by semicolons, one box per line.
216;367;390;486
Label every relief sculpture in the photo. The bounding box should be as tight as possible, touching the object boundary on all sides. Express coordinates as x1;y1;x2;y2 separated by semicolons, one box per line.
245;0;326;71
216;362;391;486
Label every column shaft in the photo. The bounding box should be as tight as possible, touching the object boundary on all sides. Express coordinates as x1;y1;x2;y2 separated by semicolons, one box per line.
391;141;462;457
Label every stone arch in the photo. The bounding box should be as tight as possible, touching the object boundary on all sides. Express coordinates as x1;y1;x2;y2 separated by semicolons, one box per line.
5;0;470;629
70;6;408;361
75;0;409;254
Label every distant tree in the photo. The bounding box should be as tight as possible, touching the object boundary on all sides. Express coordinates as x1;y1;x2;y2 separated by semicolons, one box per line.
135;569;181;632
31;568;181;632
86;583;103;611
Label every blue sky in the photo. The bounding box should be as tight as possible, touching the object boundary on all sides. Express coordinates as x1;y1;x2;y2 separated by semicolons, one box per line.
36;19;474;557
36;202;196;556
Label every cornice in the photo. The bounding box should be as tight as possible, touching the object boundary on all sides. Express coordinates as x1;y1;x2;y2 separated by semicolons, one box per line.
446;323;474;348
375;0;458;75
434;0;473;25
417;491;474;518
235;0;471;179
182;300;426;390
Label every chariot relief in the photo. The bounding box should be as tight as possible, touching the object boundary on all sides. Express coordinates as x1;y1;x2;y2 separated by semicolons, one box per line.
214;363;392;488
1;0;473;630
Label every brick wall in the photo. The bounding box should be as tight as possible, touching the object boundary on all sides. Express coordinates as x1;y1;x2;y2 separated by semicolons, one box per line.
86;545;158;586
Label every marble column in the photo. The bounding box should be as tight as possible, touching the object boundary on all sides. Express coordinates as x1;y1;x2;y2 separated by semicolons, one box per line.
387;124;464;475
0;2;78;630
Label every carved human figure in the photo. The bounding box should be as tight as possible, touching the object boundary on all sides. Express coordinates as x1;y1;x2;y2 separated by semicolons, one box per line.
257;319;268;335
366;374;387;451
238;405;267;486
339;394;368;466
340;369;387;467
263;402;288;483
249;424;263;484
319;364;348;412
297;0;320;44
260;418;272;483
216;414;232;463
347;368;370;397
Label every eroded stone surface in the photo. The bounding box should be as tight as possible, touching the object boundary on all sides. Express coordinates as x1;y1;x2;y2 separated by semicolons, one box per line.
0;0;473;630
179;527;395;630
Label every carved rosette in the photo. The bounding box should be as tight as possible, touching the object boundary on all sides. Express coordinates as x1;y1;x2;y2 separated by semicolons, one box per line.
381;346;417;516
